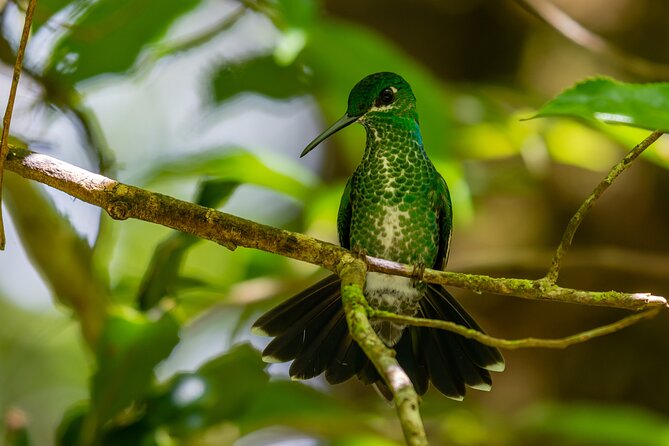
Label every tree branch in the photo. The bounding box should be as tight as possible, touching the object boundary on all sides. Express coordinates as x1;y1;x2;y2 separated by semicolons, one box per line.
366;256;665;311
545;130;664;283
0;0;37;249
5;146;666;312
371;307;661;349
338;258;426;446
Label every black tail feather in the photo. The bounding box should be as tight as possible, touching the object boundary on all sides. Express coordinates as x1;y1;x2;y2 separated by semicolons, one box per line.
420;325;466;399
424;285;505;372
252;275;340;337
357;358;379;385
259;278;340;363
290;312;347;379
395;328;429;395
253;274;504;400
325;335;366;384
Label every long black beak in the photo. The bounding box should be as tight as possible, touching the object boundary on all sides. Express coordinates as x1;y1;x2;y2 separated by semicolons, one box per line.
300;114;359;157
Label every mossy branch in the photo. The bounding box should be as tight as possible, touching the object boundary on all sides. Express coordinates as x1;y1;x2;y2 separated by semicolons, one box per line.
365;256;666;310
371;307;662;349
338;258;427;446
5;146;665;312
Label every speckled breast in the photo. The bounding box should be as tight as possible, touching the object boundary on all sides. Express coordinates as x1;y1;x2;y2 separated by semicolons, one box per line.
348;145;440;267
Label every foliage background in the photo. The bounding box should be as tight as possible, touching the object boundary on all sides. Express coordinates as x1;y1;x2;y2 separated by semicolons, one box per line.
1;0;669;444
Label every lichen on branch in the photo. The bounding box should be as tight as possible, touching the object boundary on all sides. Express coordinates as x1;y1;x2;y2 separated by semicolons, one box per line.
5;146;665;312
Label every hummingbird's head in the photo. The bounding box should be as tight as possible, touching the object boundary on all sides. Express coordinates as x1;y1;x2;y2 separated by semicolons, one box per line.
346;72;416;119
300;72;417;157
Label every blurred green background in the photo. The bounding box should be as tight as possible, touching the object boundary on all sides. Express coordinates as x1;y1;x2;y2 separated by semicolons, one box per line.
1;0;669;444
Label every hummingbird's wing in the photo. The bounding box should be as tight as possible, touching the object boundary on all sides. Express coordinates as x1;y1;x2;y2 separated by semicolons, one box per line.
433;173;453;271
336;177;353;249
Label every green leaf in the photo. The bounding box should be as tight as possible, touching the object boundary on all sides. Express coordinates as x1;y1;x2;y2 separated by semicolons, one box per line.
45;0;202;84
138;180;239;310
57;403;160;446
521;402;669;446
533;77;669;132
211;55;308;103
91;308;180;426
32;0;82;32
3;167;108;345
142;148;317;202
56;403;88;446
237;380;381;438
145;344;269;435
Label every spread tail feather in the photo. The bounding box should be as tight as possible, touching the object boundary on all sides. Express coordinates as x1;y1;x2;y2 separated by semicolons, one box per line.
252;274;504;399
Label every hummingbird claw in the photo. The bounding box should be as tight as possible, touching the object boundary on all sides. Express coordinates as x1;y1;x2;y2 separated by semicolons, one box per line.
411;262;426;287
351;244;368;260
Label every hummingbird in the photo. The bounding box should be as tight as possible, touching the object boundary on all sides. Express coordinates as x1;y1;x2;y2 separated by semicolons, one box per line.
252;72;504;399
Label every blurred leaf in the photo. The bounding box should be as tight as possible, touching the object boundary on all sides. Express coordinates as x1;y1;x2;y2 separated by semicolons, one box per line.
57;403;159;446
237;380;382;438
194;179;240;209
544;120;621;171
100;419;158;446
331;436;401;446
143;148;316;202
31;0;82;32
521;402;669;446
137;233;200;311
138;180;239;310
211;55;308;102
3;171;108;345
45;0;202;84
56;404;87;446
145;343;268;436
592;123;669;170
91;309;180;426
533;77;669;132
275;0;317;30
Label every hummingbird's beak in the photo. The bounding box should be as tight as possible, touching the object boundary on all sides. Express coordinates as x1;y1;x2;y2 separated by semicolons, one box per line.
300;114;359;157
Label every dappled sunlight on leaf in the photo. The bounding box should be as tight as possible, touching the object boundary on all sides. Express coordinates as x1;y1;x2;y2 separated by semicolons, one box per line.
544;120;621;171
534;77;669;132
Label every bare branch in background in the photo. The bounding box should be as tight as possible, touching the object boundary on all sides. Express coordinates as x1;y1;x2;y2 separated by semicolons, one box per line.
0;0;37;249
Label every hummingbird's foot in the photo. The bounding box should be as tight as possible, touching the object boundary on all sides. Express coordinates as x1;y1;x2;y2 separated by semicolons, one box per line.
351;243;368;260
411;262;426;287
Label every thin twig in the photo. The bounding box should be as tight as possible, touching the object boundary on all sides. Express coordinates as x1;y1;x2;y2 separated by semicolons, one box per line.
371;307;661;349
5;146;667;311
515;0;669;79
545;130;664;283
338;259;427;446
0;0;37;250
366;256;666;310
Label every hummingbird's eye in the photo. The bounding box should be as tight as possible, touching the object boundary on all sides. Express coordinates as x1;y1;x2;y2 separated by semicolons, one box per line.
376;87;395;106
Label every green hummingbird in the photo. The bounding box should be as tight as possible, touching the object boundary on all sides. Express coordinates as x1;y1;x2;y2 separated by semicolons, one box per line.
253;72;504;399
